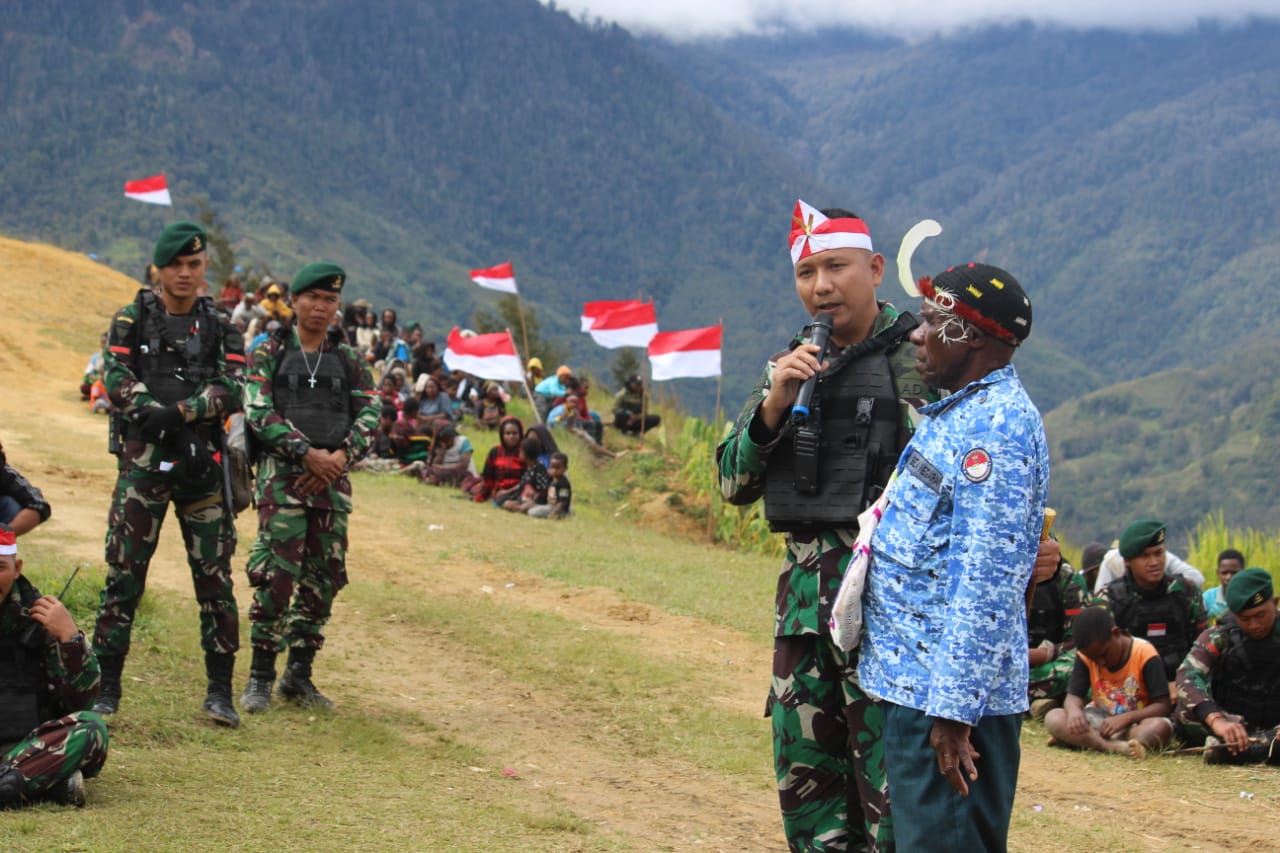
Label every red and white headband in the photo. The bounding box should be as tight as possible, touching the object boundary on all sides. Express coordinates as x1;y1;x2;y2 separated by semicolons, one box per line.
789;199;873;265
0;528;16;557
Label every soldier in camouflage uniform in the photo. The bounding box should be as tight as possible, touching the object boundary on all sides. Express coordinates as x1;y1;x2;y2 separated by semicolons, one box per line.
860;264;1047;852
0;527;109;808
1092;519;1208;682
92;221;246;727
1027;554;1090;717
717;202;932;852
239;262;379;713
1174;567;1280;765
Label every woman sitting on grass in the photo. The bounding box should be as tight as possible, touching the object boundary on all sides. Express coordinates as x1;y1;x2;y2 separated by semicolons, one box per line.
469;416;525;504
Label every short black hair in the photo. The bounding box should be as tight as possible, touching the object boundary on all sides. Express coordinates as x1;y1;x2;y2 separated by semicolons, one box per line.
821;207;860;220
550;451;568;468
1073;606;1116;649
520;437;542;458
379;404;398;420
1218;548;1246;566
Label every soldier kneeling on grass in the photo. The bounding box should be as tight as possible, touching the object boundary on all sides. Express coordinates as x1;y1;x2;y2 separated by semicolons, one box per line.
1175;567;1280;765
0;526;108;808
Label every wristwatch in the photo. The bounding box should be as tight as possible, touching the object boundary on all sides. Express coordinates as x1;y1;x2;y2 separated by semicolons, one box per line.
293;441;311;461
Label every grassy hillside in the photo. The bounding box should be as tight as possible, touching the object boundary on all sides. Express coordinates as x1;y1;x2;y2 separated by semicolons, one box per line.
4;233;1280;851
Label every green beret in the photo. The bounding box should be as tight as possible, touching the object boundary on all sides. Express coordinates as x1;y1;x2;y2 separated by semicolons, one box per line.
1226;567;1274;613
153;221;208;267
290;262;346;296
1119;519;1166;559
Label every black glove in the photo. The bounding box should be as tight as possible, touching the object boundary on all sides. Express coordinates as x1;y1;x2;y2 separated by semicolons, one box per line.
176;427;212;479
136;404;186;442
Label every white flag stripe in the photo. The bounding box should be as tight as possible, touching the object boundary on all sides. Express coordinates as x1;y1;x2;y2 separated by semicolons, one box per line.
125;188;172;206
589;322;658;349
650;347;720;380
442;349;524;382
471;275;518;294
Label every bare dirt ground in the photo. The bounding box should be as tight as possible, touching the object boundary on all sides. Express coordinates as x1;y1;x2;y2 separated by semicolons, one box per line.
3;235;1276;851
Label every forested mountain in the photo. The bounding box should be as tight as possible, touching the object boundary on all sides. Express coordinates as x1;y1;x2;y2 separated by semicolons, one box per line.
0;0;817;405
4;2;1280;539
648;22;1280;411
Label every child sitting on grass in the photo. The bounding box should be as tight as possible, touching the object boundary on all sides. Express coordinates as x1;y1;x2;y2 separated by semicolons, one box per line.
529;452;571;519
502;437;552;514
1043;606;1174;759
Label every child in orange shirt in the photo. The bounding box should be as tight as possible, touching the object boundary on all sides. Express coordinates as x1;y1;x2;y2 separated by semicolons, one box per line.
1043;606;1174;759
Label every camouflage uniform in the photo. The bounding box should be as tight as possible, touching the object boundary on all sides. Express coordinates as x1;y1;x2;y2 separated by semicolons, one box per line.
244;334;378;657
94;291;245;689
1174;619;1280;759
1027;561;1090;702
717;304;930;853
1;576;108;804
1092;571;1208;681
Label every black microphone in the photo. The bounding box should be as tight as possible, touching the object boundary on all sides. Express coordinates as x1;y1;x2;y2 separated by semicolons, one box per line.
791;312;834;422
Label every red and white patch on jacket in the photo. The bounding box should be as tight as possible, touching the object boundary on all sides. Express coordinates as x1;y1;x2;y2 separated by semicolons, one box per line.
962;448;992;483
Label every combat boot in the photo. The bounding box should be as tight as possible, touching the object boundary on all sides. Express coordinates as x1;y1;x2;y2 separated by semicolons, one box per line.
91;653;124;716
202;651;241;728
47;770;86;808
240;648;277;714
0;764;27;809
277;647;334;710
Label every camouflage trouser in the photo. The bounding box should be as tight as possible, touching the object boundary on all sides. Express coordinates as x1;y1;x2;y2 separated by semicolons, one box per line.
94;456;239;656
769;634;892;853
2;712;109;798
246;504;349;652
1028;649;1077;702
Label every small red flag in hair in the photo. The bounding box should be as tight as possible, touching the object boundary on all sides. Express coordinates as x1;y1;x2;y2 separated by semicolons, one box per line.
648;325;721;381
124;174;172;206
469;261;518;294
442;327;524;382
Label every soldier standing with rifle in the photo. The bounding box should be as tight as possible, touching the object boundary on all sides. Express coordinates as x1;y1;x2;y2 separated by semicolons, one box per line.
93;220;246;727
239;263;378;713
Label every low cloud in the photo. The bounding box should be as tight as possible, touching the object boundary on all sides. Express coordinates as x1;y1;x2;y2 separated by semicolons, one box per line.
548;0;1280;40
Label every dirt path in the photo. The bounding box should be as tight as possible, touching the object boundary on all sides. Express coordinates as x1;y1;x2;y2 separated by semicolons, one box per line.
3;235;1276;852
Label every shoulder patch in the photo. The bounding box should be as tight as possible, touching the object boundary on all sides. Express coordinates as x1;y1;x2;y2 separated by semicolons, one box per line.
962;448;992;483
906;450;943;493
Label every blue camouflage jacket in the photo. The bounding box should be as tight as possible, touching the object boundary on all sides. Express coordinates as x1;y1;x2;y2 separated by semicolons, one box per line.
859;364;1049;724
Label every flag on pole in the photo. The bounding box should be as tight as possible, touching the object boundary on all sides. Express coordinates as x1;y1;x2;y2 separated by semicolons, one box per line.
124;174;172;206
648;325;722;380
469;261;518;294
586;302;658;349
443;327;524;382
581;299;643;332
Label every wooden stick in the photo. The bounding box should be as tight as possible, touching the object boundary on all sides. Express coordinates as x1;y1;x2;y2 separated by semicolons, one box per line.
1169;737;1267;756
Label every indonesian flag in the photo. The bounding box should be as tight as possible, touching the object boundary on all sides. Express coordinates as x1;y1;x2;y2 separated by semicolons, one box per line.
469;261;518;295
789;199;872;265
581;300;643;332
648;325;721;381
442;327;524;382
587;302;658;349
124;174;172;206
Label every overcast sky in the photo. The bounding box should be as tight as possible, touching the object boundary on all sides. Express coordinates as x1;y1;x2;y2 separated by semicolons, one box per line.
544;0;1280;40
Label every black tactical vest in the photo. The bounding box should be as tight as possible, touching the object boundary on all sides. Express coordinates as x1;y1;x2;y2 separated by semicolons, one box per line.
135;291;223;405
1108;575;1193;680
275;346;352;450
1029;573;1066;647
1214;624;1280;730
764;314;917;533
0;581;46;743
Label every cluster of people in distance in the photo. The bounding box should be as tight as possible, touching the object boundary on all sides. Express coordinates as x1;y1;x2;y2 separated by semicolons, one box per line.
1029;517;1280;766
14;216;672;809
